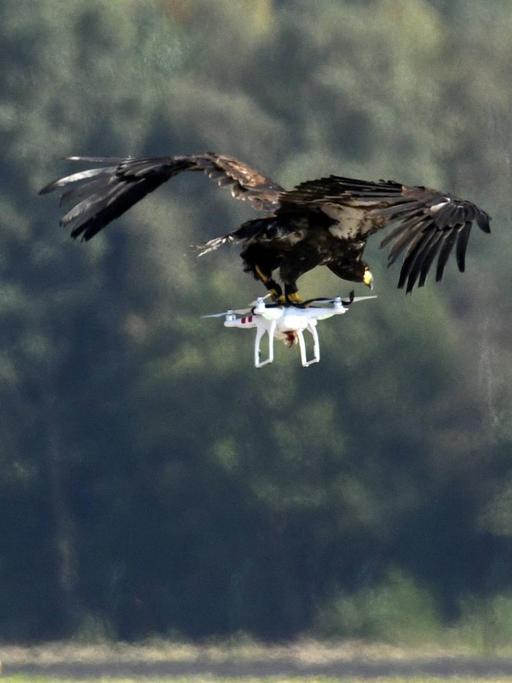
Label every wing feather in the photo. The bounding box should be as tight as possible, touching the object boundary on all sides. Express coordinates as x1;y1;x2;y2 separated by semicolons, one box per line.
397;228;436;290
387;217;429;265
418;232;445;288
403;229;443;293
435;229;459;282
456;221;472;272
40;153;283;241
59;175;114;208
281;175;491;292
39;166;118;194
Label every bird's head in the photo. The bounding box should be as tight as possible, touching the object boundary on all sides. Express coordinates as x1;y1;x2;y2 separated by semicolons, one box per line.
329;259;374;290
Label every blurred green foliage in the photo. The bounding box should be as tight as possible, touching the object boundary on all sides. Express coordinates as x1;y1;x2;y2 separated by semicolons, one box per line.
1;0;512;643
314;569;443;643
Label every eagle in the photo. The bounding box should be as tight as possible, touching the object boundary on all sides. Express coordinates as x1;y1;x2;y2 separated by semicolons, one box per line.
39;153;491;301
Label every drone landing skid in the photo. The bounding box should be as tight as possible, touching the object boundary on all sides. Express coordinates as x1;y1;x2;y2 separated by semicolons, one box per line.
255;320;320;368
254;320;275;367
298;323;321;368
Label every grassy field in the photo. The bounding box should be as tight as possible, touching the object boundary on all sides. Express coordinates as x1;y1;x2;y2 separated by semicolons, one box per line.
3;640;512;681
5;677;512;683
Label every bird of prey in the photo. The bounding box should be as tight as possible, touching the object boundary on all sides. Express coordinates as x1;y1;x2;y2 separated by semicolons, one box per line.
39;153;491;301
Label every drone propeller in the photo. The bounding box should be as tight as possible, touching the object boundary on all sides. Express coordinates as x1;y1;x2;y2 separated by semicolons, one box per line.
250;293;272;305
302;291;353;306
302;291;355;306
303;291;377;307
202;293;272;319
349;295;378;302
201;307;252;319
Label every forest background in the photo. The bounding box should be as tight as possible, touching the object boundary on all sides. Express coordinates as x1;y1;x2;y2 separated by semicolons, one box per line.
1;0;512;646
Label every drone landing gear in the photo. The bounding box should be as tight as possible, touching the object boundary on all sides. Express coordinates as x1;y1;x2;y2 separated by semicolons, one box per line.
297;322;320;367
254;319;320;368
254;320;276;367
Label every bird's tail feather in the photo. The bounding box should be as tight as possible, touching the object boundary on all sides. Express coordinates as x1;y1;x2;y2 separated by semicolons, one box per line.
196;234;236;256
196;217;277;256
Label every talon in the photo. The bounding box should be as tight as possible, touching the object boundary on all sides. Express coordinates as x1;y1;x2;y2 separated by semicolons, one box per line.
286;292;303;305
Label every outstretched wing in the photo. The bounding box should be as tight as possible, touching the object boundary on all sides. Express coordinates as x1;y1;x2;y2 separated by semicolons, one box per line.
39;153;283;241
281;175;491;293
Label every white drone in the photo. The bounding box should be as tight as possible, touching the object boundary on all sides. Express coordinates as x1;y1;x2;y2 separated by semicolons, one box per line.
203;293;377;368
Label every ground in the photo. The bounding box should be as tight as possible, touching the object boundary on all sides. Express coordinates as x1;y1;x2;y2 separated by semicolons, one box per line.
3;639;512;681
5;678;512;683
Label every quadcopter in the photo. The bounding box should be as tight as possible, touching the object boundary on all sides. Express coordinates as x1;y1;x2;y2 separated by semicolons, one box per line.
203;293;377;368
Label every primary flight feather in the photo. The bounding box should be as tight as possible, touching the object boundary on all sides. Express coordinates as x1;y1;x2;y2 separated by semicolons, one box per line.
40;153;491;300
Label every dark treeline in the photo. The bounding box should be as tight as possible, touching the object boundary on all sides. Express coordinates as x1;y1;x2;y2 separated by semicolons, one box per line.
1;0;512;644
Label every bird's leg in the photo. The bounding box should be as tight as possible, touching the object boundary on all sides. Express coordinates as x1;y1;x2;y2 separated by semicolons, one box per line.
284;281;302;305
254;265;283;302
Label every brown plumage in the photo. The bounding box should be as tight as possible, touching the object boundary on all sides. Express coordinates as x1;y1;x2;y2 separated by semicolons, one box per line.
40;153;491;298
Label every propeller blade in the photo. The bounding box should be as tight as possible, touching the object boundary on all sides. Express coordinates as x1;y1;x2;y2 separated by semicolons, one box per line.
303;291;378;307
339;294;378;305
303;292;354;306
249;293;272;306
350;295;378;303
303;297;333;304
201;312;230;318
201;307;252;318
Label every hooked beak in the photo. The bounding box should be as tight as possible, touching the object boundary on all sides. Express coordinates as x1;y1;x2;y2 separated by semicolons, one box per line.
363;269;374;290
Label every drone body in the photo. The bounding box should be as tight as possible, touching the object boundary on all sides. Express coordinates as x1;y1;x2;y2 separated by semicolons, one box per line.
204;295;376;367
40;152;491;301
